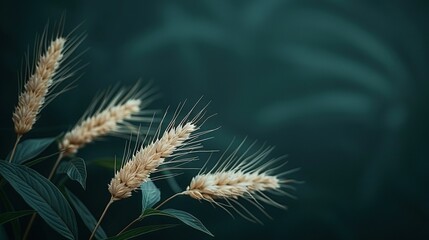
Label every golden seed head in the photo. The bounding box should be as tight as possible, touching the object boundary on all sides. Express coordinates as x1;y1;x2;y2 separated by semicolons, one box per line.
108;122;197;201
13;38;66;135
60;98;142;156
182;140;299;223
185;171;280;201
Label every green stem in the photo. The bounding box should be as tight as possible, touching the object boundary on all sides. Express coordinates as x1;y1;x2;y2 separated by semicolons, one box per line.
89;198;114;240
47;152;64;180
8;134;22;163
22;214;36;240
154;192;183;210
26;151;62;168
117;216;143;236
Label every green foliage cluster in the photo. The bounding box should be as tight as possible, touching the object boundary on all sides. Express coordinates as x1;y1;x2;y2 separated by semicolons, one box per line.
0;139;212;239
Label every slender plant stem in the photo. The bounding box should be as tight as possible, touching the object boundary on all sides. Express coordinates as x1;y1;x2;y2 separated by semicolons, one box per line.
89;198;114;240
22;214;36;240
57;175;70;188
8;134;22;163
23;152;65;239
154;192;183;210
48;151;64;180
117;216;142;235
26;151;62;168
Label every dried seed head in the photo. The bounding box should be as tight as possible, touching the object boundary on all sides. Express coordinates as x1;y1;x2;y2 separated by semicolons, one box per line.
185;171;280;201
108;122;197;201
183;140;300;223
59;83;155;156
13;38;66;135
108;100;213;201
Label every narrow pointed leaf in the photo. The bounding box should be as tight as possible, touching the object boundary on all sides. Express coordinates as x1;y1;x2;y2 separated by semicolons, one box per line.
8;137;56;164
160;209;213;236
57;158;87;189
107;224;177;240
0;210;35;225
140;180;161;213
65;188;107;240
0;161;78;239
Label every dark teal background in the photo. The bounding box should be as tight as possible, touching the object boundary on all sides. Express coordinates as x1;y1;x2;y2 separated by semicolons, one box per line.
1;0;429;239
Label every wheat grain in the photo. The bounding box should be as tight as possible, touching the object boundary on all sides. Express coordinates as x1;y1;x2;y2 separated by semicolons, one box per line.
12;38;66;135
182;140;299;223
59;83;155;156
108;122;197;200
185;171;280;201
108;101;212;201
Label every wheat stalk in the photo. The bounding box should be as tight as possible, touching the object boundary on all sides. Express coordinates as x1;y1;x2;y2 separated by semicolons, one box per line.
10;26;84;163
12;38;65;135
60;99;141;156
90;104;210;240
108;101;211;200
182;140;299;223
59;83;155;156
50;83;155;181
108;121;197;200
185;171;281;201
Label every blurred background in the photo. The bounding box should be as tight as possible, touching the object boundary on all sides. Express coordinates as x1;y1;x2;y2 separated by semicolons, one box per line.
1;0;429;239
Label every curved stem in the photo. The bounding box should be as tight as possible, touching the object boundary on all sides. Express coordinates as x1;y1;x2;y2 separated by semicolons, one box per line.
89;197;114;240
48;151;64;180
117;216;142;236
26;151;62;168
154;192;183;210
9;134;22;163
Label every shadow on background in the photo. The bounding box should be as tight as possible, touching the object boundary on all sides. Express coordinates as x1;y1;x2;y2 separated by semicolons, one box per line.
1;0;428;239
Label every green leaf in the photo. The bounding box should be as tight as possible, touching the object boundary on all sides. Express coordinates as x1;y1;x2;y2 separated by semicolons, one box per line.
0;187;22;239
107;224;177;240
65;188;107;240
162;209;213;236
140;180;161;213
57;158;87;189
143;209;213;237
0;161;78;240
0;210;34;225
8;137;56;164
